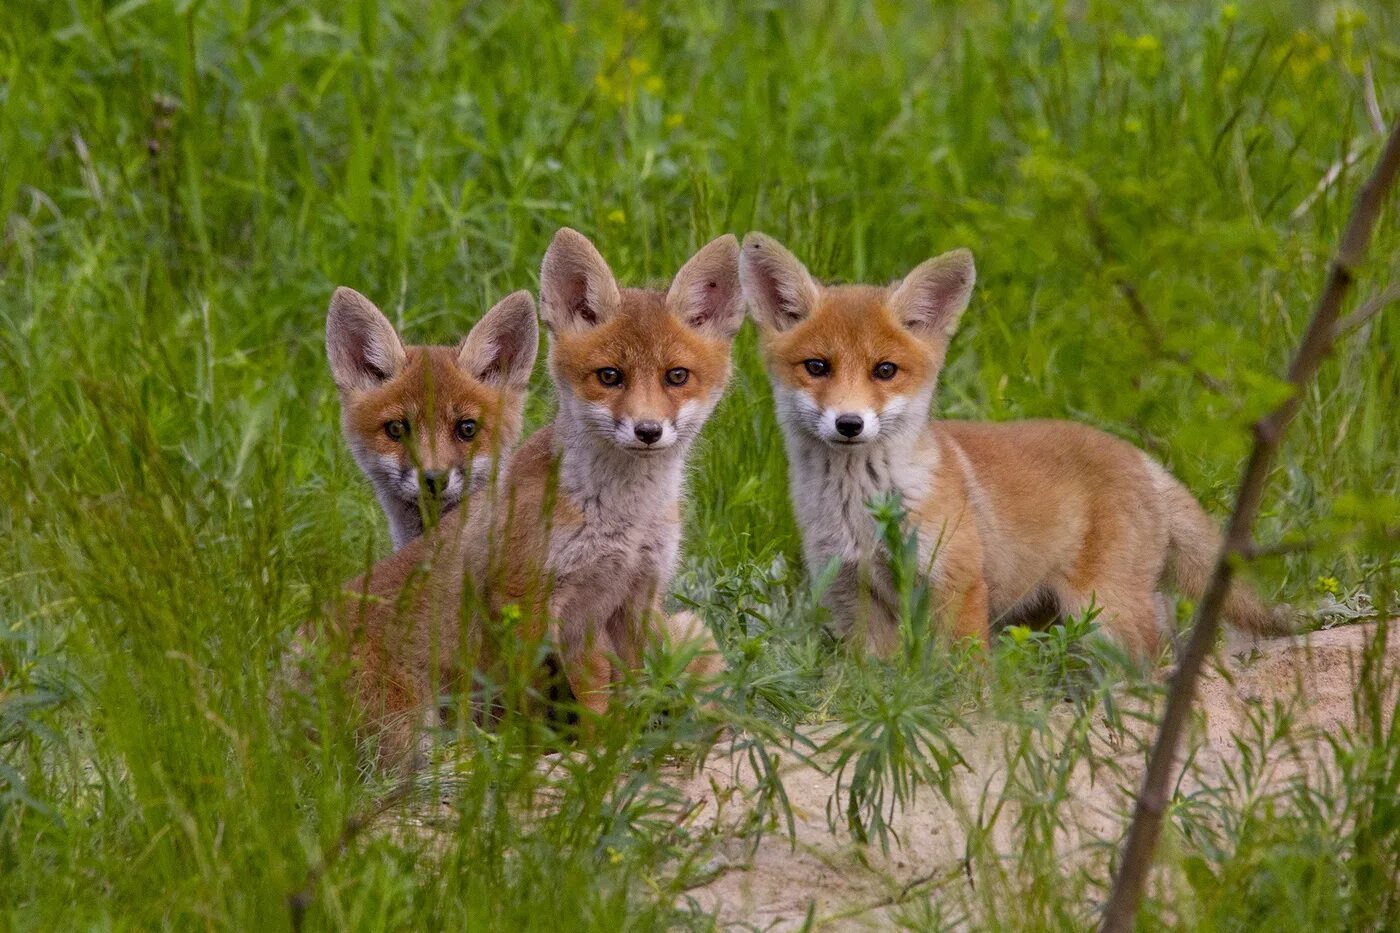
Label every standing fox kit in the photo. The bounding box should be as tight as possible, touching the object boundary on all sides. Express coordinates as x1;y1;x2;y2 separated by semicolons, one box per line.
741;233;1281;659
325;230;737;769
326;287;538;548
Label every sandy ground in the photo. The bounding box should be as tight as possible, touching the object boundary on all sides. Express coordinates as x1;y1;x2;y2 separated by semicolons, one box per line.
393;622;1396;928
661;622;1398;929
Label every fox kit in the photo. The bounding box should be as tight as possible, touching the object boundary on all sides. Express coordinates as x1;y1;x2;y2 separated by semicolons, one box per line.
319;230;739;770
326;287;538;548
741;233;1283;660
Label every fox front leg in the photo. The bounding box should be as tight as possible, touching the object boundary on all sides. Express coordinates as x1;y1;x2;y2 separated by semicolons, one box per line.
547;585;622;734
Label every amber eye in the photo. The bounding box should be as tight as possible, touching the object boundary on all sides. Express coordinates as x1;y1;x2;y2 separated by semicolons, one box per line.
803;359;830;377
665;367;690;386
384;419;409;441
873;361;898;380
597;367;623;387
455;418;478;441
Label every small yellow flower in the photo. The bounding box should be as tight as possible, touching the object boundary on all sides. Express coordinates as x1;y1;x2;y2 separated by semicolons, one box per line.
1133;34;1160;54
1124;116;1142;134
607;209;626;225
629;58;650;77
606;846;624;865
1221;4;1238;24
644;75;663;95
665;113;684;129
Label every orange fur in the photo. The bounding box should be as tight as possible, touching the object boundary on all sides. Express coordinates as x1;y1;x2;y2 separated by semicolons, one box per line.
743;233;1284;660
304;233;739;771
327;287;537;549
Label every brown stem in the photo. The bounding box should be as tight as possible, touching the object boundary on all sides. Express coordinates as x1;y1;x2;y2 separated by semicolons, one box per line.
1101;116;1400;933
288;781;418;932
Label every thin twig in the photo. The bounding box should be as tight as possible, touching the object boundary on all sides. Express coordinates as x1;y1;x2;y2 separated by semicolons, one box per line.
1363;59;1386;137
1240;524;1400;561
1086;206;1228;394
1333;281;1400;339
1115;281;1228;394
287;780;420;931
1291;146;1366;221
1101;116;1400;932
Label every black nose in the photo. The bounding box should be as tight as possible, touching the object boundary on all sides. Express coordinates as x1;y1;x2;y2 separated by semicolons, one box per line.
634;420;663;445
835;414;864;438
421;470;448;495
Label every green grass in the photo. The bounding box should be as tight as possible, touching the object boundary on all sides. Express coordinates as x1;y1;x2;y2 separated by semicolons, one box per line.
3;0;1399;929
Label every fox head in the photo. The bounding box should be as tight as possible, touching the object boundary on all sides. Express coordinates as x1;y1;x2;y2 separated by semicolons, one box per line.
740;233;975;448
538;228;743;456
326;287;538;546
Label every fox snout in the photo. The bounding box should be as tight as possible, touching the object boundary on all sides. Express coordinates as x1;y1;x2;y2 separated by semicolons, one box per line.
385;458;468;506
823;408;880;444
783;389;900;447
375;444;493;511
612;412;679;452
834;413;866;439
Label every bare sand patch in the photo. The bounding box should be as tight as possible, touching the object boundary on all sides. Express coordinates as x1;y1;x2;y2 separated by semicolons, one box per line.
670;623;1397;929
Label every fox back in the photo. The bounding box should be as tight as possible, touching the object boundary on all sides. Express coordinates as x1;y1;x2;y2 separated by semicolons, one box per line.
326;287;538;549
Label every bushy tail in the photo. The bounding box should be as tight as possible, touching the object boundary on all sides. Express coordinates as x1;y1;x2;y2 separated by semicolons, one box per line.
1156;468;1295;637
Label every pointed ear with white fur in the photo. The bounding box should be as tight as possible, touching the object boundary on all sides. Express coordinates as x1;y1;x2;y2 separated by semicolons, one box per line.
326;287;407;392
739;233;821;332
457;290;539;390
538;228;622;333
666;234;743;339
887;249;976;341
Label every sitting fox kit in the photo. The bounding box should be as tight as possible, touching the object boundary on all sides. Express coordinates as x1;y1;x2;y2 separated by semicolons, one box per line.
740;233;1280;659
327;230;738;769
326;287;538;548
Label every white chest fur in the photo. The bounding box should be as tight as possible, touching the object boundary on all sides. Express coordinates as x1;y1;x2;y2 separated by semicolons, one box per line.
547;424;687;620
784;430;935;570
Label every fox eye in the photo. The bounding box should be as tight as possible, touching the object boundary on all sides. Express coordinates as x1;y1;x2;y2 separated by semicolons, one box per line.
803;359;830;378
384;419;409;441
455;418;478;441
597;367;623;387
665;367;690;387
873;361;898;380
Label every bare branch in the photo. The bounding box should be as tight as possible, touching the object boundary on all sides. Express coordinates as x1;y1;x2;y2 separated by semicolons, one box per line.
1291;146;1365;221
288;780;420;931
1364;59;1386;137
1102;116;1400;932
1333;281;1400;339
1115;281;1229;394
1241;525;1400;561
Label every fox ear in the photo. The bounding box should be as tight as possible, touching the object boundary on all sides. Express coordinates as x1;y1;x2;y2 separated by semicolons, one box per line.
326;287;407;391
539;228;621;333
666;234;743;339
457;290;539;390
887;249;976;341
740;233;821;332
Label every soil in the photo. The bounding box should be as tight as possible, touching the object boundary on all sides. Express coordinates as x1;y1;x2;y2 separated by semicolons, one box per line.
667;622;1399;929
